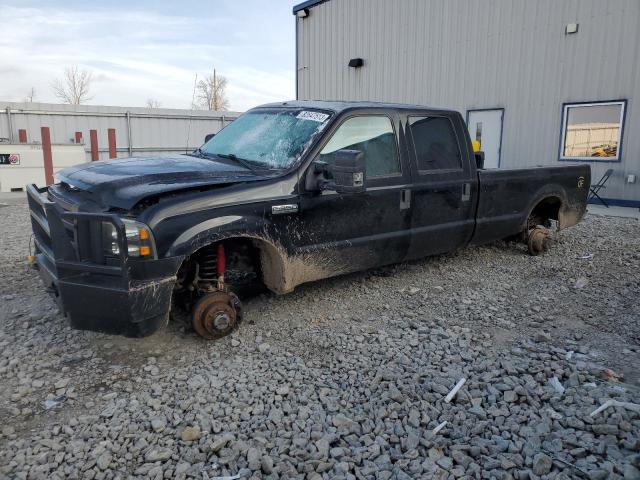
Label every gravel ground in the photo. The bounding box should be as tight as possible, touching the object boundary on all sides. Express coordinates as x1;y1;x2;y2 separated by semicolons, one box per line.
1;202;639;480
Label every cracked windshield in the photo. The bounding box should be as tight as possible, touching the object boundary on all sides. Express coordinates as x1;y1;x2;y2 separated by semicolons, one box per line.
201;108;331;169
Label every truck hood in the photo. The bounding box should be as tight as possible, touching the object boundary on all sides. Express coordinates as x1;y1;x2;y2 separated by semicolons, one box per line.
56;155;269;210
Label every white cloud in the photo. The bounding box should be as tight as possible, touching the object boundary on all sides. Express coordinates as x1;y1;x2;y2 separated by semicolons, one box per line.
0;3;295;111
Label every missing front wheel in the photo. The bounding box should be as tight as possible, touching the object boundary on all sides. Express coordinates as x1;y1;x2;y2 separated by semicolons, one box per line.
191;291;243;340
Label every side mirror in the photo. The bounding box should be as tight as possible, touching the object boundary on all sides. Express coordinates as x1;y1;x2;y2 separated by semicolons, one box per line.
315;149;366;194
204;133;215;144
474;151;485;169
332;149;366;194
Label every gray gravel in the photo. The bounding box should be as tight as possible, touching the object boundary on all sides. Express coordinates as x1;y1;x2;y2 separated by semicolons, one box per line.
1;202;639;480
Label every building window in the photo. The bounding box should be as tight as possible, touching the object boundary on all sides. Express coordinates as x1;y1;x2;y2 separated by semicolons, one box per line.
408;116;462;171
319;116;400;177
560;101;626;162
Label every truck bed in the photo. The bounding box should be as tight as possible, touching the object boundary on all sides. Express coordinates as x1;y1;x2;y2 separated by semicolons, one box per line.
472;164;591;245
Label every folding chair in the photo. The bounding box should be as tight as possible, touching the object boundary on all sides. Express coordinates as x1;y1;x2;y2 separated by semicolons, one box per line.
588;168;614;207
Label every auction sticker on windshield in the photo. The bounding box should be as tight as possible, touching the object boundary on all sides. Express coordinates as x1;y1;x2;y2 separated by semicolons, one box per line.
297;111;329;123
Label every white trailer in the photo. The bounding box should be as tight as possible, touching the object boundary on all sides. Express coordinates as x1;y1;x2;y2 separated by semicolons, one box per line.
0;143;85;192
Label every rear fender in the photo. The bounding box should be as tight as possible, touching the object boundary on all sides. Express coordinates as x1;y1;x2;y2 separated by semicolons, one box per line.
522;185;584;231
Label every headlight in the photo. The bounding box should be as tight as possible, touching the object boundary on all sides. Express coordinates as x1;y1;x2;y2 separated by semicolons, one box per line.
101;219;155;258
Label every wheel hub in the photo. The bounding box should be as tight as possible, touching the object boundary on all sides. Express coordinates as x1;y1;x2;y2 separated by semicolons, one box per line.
192;291;243;340
527;227;551;255
213;312;231;330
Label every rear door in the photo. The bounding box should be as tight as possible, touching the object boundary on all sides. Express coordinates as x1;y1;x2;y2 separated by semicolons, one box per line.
467;109;504;168
295;110;413;275
403;111;477;259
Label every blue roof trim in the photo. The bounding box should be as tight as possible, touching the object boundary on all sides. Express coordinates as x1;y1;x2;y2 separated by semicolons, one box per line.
292;0;330;14
588;197;640;208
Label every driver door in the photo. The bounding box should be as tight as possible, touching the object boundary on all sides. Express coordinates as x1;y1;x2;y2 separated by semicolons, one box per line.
294;112;413;277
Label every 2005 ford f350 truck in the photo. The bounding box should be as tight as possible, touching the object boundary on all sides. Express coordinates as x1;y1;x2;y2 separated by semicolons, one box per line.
27;101;590;339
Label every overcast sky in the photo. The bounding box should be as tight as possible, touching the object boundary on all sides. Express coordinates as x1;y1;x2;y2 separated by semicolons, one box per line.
0;0;298;111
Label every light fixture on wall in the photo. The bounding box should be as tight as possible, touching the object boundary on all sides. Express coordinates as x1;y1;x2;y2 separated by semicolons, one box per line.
297;8;309;18
565;23;579;34
348;58;364;68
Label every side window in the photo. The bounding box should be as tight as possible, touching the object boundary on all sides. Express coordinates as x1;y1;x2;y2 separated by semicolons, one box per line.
319;116;400;177
408;116;462;171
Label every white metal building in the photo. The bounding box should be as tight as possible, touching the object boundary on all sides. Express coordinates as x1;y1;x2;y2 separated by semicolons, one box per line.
0;102;239;162
293;0;640;206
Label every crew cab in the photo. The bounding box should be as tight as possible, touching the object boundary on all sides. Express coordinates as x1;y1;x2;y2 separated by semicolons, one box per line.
27;101;590;339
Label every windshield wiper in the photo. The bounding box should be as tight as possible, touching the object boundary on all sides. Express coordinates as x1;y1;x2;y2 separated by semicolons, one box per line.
215;153;258;172
186;147;206;158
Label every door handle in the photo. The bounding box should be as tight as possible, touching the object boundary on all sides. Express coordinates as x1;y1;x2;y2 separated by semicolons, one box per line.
400;189;411;210
461;183;471;202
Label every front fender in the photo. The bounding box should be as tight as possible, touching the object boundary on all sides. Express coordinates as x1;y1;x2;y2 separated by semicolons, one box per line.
163;215;302;294
165;215;272;258
163;214;336;295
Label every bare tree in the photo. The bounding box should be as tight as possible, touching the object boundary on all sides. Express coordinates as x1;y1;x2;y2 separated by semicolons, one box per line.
24;87;36;103
146;98;162;108
196;68;229;111
52;66;93;104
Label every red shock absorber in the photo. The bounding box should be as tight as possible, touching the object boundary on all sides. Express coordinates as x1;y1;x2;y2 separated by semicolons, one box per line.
216;243;226;290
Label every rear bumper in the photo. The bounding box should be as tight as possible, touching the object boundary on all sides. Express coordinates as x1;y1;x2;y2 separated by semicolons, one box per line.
27;184;182;337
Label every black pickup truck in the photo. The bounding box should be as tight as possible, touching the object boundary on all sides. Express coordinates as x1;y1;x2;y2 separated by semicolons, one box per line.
27;101;590;339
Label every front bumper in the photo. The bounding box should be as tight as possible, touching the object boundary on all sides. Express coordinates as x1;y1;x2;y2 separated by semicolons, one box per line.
27;184;182;337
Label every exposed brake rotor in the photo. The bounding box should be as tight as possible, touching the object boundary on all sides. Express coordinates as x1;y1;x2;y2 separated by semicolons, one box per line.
192;291;243;340
527;227;551;256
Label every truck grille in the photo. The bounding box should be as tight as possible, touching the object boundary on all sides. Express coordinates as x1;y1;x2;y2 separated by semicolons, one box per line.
28;185;77;262
27;184;128;278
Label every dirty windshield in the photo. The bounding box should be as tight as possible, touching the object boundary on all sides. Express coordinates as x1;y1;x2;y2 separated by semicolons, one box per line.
200;108;332;169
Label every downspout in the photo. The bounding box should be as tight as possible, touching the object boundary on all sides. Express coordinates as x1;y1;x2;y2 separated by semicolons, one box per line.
5;107;14;143
295;16;299;100
126;111;133;156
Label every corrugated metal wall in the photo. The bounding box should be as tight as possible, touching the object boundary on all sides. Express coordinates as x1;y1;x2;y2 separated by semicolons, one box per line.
0;102;240;162
296;0;640;204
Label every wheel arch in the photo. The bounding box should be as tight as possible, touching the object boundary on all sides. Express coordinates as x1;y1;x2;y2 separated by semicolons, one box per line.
528;195;563;226
166;218;292;294
522;185;580;231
